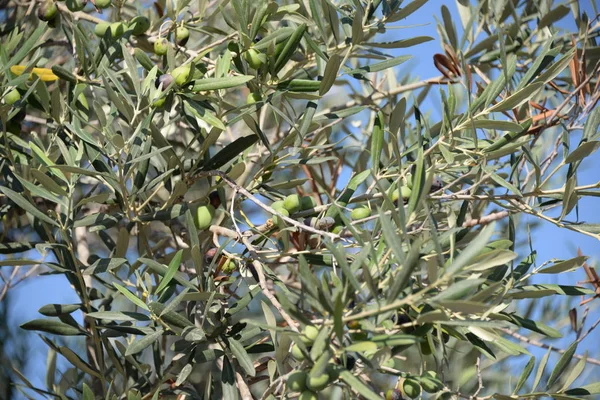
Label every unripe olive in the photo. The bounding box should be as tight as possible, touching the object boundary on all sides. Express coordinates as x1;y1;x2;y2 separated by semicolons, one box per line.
403;379;421;399
152;97;166;108
4;89;21;105
221;259;237;274
419;372;444;393
94;0;111;9
130;16;150;36
391;186;412;203
420;340;432;355
386;389;404;400
94;22;109;37
175;26;190;46
246;92;262;104
271;200;284;209
66;0;87;11
195;204;215;230
287;371;307;392
306;372;330;391
351;206;370;221
298;391;318;400
38;1;58;21
283;194;301;214
272;207;288;224
300;325;319;345
346;320;360;329
172;64;192;86
300;196;317;210
245;48;265;69
291;344;305;361
109;22;125;38
154;38;170;56
331;225;344;234
155;74;174;89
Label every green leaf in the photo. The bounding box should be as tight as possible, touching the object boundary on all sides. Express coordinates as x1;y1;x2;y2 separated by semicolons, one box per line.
463;119;525;132
38;304;82;317
228;338;256;377
58;346;101;378
339;370;381;400
155;250;183;294
371;111;384;173
538;5;570;29
487;82;544;113
192;75;254;91
387;0;429;22
113;283;149;311
560;351;587;392
445;223;496;276
539;256;587;274
319;54;341;95
345;341;378;353
184;100;226;130
87;311;151;322
547;341;577;389
20;319;84;336
202;135;258;170
364;36;434;48
565;383;600;396
532;346;552;391
513;356;535;394
6;23;47;68
565;141;600;164
0;186;59;227
273;23;307;75
125;329;164;356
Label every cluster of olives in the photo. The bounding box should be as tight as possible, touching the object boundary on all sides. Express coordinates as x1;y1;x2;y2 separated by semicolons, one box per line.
270;194;317;224
154;25;190;55
286;326;338;399
94;15;150;39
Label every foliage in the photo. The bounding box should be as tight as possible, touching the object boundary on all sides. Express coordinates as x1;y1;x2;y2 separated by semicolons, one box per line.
1;0;600;399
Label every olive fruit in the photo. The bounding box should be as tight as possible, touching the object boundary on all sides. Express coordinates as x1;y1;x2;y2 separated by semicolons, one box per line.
391;186;412;203
271;200;284;209
420;340;432;355
306;372;330;391
287;371;307;392
402;379;421;399
332;225;344;234
272;207;288;224
154;38;170;55
300;325;319;345
346;320;360;330
386;389;404;400
283;194;301;214
245;48;265;69
419;372;444;393
298;391;318;400
155;74;174;89
66;0;87;11
109;22;125;38
152;97;166;108
291;344;305;361
221;259;237;274
94;0;111;9
38;1;58;21
130;16;150;36
94;22;109;37
4;89;20;105
195;204;215;230
351;206;370;221
175;26;190;46
300;196;317;210
246;92;261;104
172;64;192;86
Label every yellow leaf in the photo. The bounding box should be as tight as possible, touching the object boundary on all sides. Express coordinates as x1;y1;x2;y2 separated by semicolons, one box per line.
10;65;59;82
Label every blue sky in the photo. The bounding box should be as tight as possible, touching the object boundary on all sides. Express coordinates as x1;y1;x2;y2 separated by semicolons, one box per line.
5;0;600;397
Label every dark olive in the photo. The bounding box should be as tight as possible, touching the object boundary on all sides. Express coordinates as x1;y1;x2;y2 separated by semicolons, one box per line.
155;74;174;89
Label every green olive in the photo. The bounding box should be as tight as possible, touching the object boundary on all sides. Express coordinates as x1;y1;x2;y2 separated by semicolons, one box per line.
300;196;317;210
298;391;318;400
94;22;109;37
346;320;360;330
221;259;237;274
245;48;265;69
287;371;307;392
271;200;284;209
152;97;166;108
66;0;87;11
272;207;288;224
38;1;58;21
420;340;432;355
175;26;190;46
307;372;332;390
246;92;262;104
154;38;170;55
402;379;421;399
291;344;305;361
172;64;192;86
195;204;215;230
331;225;344;234
419;372;444;393
351;206;370;221
109;22;125;38
283;194;301;214
391;186;412;202
130;15;150;36
4;89;20;105
94;0;111;9
300;325;319;345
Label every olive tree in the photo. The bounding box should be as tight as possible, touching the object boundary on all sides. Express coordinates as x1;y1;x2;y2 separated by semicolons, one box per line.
1;0;600;399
